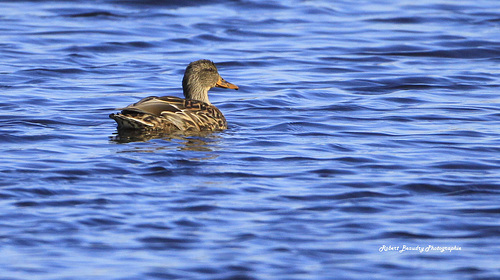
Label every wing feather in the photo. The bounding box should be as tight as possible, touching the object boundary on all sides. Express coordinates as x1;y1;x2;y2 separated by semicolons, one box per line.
112;96;226;131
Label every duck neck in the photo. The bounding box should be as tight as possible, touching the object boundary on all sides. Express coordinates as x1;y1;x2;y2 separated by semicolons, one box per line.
183;86;211;104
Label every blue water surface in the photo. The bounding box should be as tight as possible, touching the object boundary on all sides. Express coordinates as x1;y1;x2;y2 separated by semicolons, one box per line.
1;0;500;279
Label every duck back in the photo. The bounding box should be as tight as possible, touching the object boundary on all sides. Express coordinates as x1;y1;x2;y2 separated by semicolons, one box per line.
109;96;227;131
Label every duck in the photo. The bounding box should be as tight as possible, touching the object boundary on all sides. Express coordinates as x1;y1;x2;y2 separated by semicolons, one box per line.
109;59;238;132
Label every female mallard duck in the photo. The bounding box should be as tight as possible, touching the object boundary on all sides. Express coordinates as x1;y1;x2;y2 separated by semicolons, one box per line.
109;59;238;132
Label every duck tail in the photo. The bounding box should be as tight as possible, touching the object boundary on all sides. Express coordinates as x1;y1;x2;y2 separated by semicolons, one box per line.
109;113;154;130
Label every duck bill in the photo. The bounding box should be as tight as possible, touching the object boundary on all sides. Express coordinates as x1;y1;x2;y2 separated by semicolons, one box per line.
216;77;239;90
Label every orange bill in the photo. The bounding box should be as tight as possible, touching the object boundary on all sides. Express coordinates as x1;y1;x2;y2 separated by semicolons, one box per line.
216;77;239;90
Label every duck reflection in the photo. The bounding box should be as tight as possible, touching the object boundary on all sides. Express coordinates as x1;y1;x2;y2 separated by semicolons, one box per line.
109;129;222;154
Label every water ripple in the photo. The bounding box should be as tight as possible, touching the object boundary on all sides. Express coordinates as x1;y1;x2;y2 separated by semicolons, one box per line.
0;0;499;279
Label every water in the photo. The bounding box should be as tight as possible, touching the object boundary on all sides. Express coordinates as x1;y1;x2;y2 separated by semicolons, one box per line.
1;0;500;279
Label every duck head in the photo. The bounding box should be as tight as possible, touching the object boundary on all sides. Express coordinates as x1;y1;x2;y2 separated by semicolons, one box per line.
182;59;238;104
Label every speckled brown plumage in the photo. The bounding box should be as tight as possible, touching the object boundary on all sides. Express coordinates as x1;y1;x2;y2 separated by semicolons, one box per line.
110;96;227;132
110;59;238;132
